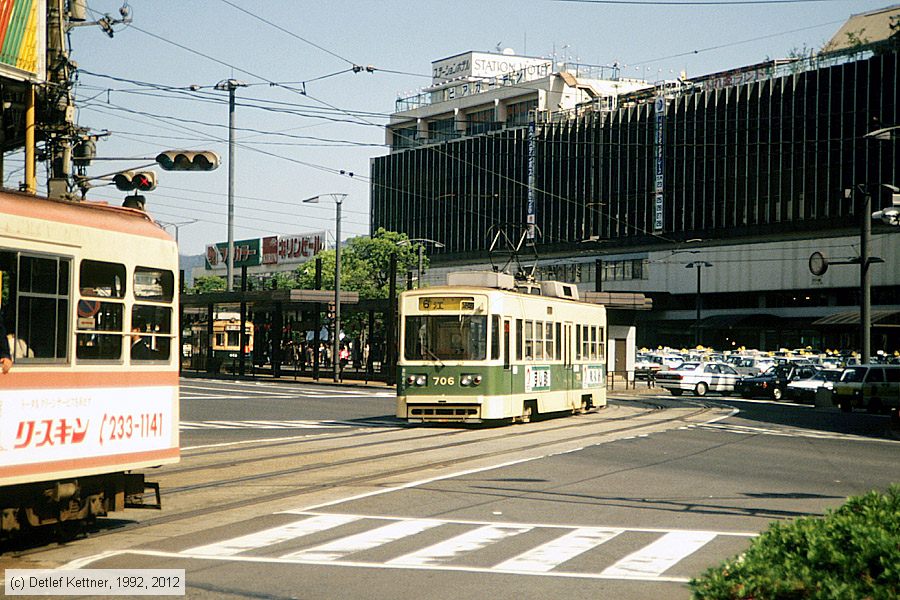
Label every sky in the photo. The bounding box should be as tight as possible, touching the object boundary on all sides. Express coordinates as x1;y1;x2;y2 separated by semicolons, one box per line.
5;0;894;255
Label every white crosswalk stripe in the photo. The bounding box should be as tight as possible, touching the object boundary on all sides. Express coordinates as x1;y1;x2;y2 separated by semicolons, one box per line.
495;527;623;573
600;530;717;578
176;512;755;582
186;514;362;557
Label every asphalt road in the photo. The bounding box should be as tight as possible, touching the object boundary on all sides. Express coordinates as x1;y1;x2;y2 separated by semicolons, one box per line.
2;380;897;600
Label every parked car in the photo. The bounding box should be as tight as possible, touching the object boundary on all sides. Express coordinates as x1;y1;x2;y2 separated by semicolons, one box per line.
728;355;775;377
656;361;742;397
734;363;820;401
786;368;843;403
832;364;900;419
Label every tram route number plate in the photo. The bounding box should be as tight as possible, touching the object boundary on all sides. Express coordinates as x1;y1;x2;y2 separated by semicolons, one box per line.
525;365;551;392
418;297;475;311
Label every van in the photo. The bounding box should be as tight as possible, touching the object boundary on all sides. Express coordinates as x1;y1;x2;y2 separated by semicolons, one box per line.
832;364;900;420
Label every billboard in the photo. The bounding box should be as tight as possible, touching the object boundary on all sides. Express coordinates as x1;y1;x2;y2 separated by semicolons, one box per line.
262;232;325;266
0;0;46;83
205;238;261;270
206;232;325;271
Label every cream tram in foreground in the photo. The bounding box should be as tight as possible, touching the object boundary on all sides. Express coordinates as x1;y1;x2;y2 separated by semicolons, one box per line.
398;271;607;423
0;190;179;540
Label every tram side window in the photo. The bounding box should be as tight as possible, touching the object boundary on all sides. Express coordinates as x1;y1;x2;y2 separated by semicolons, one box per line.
80;260;125;298
134;267;175;302
590;326;597;360
545;322;554;361
534;320;544;360
524;320;533;359
598;326;606;359
131;304;172;361
1;251;70;361
77;260;125;360
582;325;591;359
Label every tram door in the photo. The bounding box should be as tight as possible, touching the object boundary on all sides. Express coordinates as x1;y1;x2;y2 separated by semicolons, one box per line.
503;318;513;395
564;323;575;402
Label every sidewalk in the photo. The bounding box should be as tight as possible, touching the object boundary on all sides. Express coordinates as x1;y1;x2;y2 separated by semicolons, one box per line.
181;369;394;390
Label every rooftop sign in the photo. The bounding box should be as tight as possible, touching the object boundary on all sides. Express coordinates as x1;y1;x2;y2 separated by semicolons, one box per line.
431;51;551;87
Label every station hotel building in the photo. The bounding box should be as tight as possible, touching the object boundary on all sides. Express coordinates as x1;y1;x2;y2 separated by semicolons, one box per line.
370;6;900;355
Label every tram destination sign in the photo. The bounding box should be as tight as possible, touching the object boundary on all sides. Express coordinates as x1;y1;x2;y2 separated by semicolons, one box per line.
418;297;475;311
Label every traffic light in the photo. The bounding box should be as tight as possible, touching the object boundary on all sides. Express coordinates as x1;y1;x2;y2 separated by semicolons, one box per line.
155;150;220;171
113;170;157;192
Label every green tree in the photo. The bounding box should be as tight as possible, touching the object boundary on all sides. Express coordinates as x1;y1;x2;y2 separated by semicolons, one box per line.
295;228;420;299
188;275;226;294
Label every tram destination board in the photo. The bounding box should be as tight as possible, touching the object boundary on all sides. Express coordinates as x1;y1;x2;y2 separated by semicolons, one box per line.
418;296;475;311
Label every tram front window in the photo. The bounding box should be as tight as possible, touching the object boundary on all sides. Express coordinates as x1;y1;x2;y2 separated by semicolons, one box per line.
404;315;487;361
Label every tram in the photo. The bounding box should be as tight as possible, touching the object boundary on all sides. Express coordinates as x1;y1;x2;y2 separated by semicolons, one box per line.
187;314;254;369
0;190;179;540
397;271;607;423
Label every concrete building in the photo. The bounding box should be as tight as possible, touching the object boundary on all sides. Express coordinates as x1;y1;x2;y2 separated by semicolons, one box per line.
371;7;900;356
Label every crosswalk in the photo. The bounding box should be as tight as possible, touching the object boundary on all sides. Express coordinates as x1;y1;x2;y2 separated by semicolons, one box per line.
178;512;755;582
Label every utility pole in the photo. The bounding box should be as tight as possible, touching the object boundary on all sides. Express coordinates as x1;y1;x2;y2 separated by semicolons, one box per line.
215;79;247;292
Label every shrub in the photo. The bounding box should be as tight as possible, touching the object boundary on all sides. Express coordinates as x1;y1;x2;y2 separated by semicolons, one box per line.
690;485;900;599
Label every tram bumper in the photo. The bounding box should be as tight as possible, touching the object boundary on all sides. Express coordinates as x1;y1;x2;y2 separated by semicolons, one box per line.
398;395;484;423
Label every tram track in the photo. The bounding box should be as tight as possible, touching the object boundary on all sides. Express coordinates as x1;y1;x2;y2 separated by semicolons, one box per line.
2;400;720;559
113;402;717;528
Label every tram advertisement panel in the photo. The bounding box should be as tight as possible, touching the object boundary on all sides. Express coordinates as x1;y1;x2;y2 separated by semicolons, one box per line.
525;365;551;392
0;386;178;484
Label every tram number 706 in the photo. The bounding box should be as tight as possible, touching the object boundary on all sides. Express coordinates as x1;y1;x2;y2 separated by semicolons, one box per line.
432;376;455;386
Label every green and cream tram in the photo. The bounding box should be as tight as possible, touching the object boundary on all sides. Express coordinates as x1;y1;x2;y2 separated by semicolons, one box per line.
397;271;607;423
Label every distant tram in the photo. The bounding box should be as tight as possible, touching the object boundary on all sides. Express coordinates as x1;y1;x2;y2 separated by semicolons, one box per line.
397;271;607;423
188;314;254;365
0;190;179;540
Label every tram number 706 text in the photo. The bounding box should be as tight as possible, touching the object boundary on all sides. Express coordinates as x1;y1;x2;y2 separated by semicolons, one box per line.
432;376;455;386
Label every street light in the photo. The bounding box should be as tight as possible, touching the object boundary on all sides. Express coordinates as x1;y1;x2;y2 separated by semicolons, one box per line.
685;261;713;347
303;193;347;382
398;238;445;288
214;78;247;292
157;218;198;244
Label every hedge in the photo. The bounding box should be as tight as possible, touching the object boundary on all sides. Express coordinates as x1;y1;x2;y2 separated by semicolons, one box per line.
690;485;900;599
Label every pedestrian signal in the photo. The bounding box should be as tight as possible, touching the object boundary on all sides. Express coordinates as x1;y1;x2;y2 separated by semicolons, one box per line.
156;150;220;171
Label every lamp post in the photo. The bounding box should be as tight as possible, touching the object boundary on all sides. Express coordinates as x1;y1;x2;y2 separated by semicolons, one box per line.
215;79;247;292
685;261;713;347
398;238;445;288
304;193;347;382
157;218;198;244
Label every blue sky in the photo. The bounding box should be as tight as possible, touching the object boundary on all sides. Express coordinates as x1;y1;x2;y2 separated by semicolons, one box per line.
16;0;894;255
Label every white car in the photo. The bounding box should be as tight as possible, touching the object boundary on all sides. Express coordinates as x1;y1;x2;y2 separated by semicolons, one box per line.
655;361;741;397
786;369;843;403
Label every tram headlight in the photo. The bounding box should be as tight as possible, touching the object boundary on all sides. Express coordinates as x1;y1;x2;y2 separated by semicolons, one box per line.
460;374;482;387
406;375;427;387
415;375;427;386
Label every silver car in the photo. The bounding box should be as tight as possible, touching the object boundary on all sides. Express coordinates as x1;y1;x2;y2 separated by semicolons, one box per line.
655;361;742;397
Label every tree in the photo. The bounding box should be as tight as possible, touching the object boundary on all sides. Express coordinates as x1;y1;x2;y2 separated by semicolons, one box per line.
188;275;226;294
294;228;420;299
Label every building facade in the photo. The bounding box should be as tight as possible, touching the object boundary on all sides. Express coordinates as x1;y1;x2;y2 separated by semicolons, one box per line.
371;18;900;354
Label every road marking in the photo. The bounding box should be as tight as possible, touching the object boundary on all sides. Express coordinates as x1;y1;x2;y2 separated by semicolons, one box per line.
180;420;354;430
601;531;717;578
281;519;444;561
76;514;752;583
386;524;533;567
495;527;623;572
185;514;361;557
695;423;900;444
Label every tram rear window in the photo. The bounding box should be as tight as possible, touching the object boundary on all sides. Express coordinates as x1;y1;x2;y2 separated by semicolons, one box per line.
80;260;125;298
134;267;175;302
404;315;487;361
